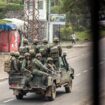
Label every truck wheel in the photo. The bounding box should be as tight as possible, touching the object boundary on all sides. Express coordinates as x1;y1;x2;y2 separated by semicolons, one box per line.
65;81;72;93
48;83;56;101
16;94;23;100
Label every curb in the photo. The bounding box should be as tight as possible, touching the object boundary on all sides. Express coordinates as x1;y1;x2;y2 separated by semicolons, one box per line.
62;45;89;48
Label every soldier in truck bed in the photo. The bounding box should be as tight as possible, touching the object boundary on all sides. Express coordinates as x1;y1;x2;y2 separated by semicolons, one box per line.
10;52;20;73
19;39;30;55
52;37;62;56
32;53;50;76
21;53;33;88
45;57;57;72
32;39;40;54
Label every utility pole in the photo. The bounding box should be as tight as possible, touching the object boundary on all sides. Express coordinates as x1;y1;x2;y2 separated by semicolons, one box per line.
48;0;51;43
24;0;41;41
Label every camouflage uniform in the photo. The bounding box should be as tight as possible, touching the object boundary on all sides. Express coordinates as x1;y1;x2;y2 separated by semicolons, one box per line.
29;49;35;60
21;53;33;88
18;55;24;71
10;52;20;73
32;39;39;54
53;37;62;56
31;53;50;76
19;39;29;55
45;57;57;72
39;39;50;63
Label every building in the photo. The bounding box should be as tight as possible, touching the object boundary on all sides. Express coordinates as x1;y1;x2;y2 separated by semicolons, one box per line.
24;0;66;43
24;0;47;40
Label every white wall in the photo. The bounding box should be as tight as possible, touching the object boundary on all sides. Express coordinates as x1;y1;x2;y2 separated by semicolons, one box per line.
38;0;47;21
24;0;47;21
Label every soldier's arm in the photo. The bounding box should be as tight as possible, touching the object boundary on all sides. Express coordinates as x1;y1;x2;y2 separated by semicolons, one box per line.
34;59;48;72
21;60;27;71
13;59;18;71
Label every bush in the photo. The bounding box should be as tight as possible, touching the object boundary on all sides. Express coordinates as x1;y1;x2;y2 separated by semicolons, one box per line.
0;2;23;19
60;25;73;41
76;31;91;41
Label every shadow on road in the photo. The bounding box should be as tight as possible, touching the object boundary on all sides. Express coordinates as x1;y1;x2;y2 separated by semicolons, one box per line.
5;90;69;105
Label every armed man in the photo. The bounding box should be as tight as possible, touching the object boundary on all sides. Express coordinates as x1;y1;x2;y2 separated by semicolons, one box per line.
32;53;51;76
21;53;33;88
18;55;24;71
39;39;50;62
32;39;39;54
10;52;20;73
19;38;29;55
45;57;57;72
53;37;62;56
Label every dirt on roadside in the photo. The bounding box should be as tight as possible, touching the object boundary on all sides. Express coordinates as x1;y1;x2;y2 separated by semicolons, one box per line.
0;54;10;77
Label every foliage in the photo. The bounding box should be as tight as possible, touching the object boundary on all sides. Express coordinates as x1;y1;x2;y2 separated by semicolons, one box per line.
60;24;73;41
0;19;11;24
0;1;23;19
51;0;90;31
76;31;91;41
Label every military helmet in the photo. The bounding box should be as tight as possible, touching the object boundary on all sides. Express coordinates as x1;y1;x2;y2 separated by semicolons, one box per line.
53;37;59;43
23;38;28;44
43;39;48;44
24;52;30;57
29;49;35;55
33;39;39;44
14;52;20;57
10;52;15;56
19;46;24;52
47;57;53;62
36;53;42;58
19;55;24;60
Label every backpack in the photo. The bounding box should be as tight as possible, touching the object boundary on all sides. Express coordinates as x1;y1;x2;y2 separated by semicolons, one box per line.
4;56;12;73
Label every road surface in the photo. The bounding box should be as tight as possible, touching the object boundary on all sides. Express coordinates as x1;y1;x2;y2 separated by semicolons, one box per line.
0;41;104;105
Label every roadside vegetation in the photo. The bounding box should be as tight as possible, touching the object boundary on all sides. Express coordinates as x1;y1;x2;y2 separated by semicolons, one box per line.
51;0;91;42
0;0;23;19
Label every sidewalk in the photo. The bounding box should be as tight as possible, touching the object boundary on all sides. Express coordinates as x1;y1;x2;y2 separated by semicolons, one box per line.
61;41;91;48
0;55;9;82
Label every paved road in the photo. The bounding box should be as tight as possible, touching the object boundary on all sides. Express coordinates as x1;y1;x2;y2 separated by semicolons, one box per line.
0;43;104;105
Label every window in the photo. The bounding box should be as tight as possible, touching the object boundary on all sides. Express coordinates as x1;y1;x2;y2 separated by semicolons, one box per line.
38;1;43;10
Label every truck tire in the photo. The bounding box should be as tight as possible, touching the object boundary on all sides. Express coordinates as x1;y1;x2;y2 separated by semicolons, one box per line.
16;93;23;100
48;83;56;101
65;81;72;93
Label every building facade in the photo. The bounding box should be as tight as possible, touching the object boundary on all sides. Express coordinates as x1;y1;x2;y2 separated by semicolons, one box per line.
24;0;47;40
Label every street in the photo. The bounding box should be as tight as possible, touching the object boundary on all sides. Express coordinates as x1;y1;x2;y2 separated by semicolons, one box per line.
0;41;104;105
0;45;92;105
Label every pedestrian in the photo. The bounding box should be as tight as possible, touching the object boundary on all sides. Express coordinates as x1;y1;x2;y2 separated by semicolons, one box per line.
71;33;76;45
